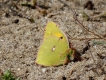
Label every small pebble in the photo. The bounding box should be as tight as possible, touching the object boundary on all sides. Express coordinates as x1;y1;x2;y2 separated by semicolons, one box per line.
42;68;46;73
17;68;21;71
84;1;94;10
5;13;10;18
0;39;4;42
13;19;19;23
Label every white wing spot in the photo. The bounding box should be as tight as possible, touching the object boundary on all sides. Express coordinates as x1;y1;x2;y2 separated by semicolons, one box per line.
52;46;55;52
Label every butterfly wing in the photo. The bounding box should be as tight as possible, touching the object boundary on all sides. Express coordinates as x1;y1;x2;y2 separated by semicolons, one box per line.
44;22;69;47
36;36;69;66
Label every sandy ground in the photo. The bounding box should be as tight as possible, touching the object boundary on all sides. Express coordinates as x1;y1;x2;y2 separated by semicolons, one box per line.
0;0;106;80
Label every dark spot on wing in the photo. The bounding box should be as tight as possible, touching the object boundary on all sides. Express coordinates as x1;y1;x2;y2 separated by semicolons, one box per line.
58;36;64;42
60;36;63;39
